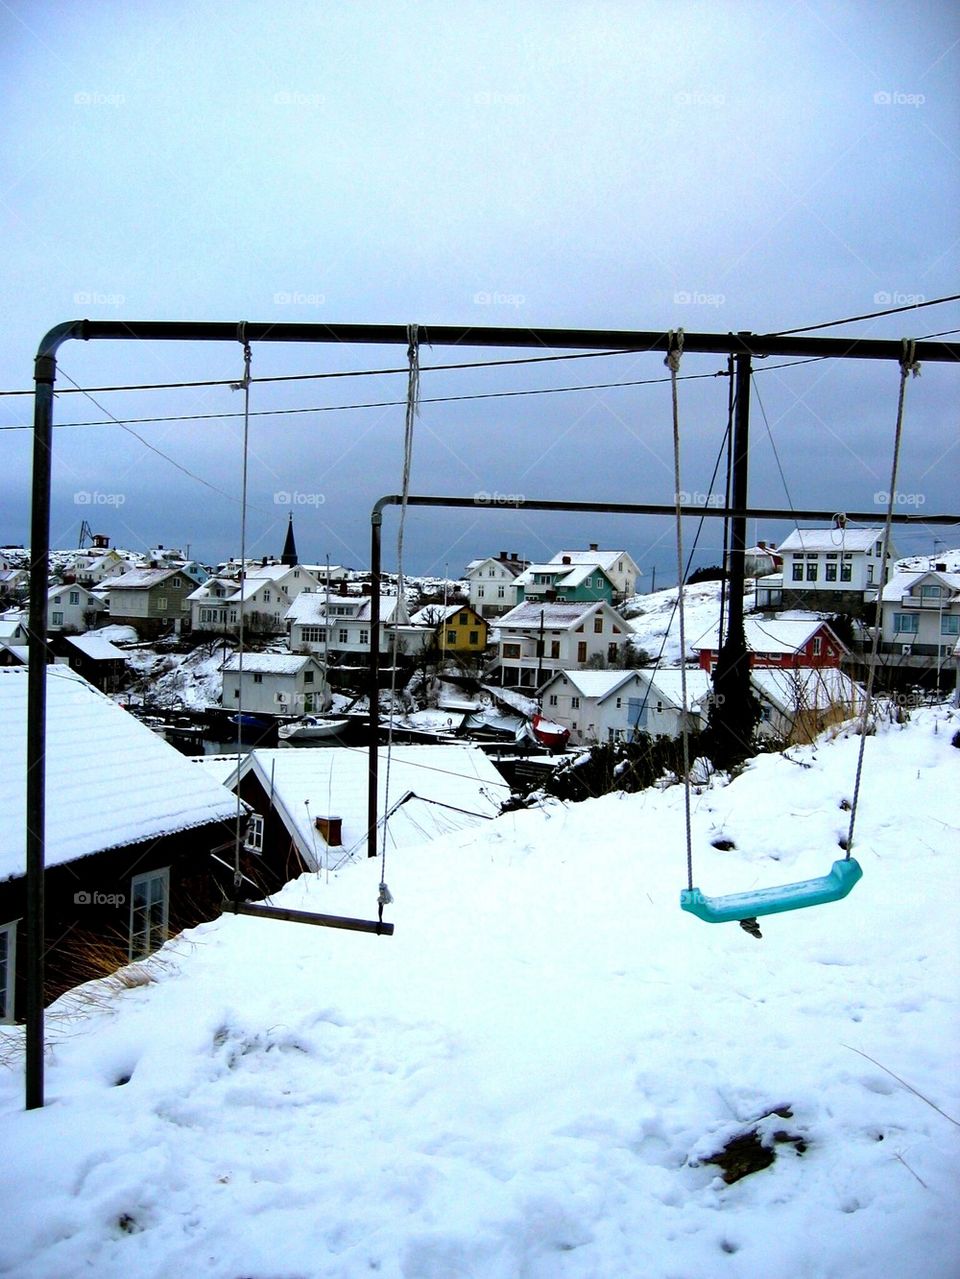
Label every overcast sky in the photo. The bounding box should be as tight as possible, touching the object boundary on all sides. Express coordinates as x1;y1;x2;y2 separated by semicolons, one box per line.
1;0;957;582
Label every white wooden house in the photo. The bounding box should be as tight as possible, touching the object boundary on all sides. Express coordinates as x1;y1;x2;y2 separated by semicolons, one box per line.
188;572;304;635
776;527;897;612
879;569;960;671
220;653;329;715
47;582;105;633
493;599;631;690
285;592;412;664
538;667;714;743
464;552;528;618
548;546;641;599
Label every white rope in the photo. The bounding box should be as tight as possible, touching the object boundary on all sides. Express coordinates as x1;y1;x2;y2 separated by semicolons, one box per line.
231;332;252;893
666;330;695;891
379;324;420;915
845;339;918;855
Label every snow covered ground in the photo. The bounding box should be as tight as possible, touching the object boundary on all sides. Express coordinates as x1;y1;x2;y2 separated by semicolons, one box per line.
622;580;755;665
1;708;958;1278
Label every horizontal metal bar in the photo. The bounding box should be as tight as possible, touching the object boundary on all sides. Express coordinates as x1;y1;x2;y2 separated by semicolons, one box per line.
227;900;394;935
373;494;960;526
37;319;960;363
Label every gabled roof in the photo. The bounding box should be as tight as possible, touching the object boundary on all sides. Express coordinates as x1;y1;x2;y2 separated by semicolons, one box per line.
515;562;615;590
223;745;506;867
64;635;126;662
465;556;527;579
750;667;864;713
880;570;960;603
0;666;237;880
284;593;404;625
691;617;843;655
220;653;323;675
99;566;190;591
409;603;484;626
777;528;890;554
541;669;639;701
549;549;639;573
498;600;617;630
639;668;715;710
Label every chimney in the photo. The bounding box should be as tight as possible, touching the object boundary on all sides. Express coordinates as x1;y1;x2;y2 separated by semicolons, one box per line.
935;562;947;572
361;582;372;596
499;550;508;560
314;815;342;846
589;543;598;552
562;555;571;565
261;555;268;566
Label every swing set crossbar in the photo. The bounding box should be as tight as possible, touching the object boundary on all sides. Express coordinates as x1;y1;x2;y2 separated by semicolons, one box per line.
680;858;863;923
227;900;394;935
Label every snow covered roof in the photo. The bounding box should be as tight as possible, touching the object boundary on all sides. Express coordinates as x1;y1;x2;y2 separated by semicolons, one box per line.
465;555;527;577
0;666;238;880
99;567;185;590
691;616;840;655
220;654;320;675
284;593;403;624
549;549;636;572
408;603;482;626
498;600;608;629
64;635;127;662
543;669;637;700
642;667;715;709
750;667;864;713
0;615;27;639
777;528;890;554
227;745;507;866
880;570;960;602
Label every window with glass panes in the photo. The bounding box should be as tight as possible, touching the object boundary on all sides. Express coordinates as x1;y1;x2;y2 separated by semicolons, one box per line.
129;868;169;960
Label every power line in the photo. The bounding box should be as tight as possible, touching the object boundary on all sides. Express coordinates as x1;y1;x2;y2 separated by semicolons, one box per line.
0;346;666;398
765;292;960;338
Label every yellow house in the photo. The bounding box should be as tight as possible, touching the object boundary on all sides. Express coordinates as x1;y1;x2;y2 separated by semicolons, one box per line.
413;603;489;655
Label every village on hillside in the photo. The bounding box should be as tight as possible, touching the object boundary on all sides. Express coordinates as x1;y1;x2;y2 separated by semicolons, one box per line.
2;514;959;1023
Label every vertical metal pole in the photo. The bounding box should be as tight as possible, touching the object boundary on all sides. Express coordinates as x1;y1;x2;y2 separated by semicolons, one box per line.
26;354;56;1109
367;512;382;857
727;344;752;641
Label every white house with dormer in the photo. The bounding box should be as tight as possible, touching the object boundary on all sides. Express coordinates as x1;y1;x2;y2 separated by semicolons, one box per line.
47;582;105;633
879;568;960;670
465;552;528;618
493;599;632;690
538;667;714;743
773;527;897;613
285;592;412;664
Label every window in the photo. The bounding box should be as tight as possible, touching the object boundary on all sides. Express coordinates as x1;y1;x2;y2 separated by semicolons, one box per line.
608;643;618;662
69;591;80;606
52;611;63;626
172;577;182;588
447;630;457;645
841;557;852;582
792;561;804;582
477;585;485;598
594;616;603;633
921;584;943;601
616;697;622;709
129;868;169;960
893;613;919;634
867;564;874;584
53;594;61;603
571;696;580;709
875;542;882;556
550;641;560;658
263;590;271;602
497;585;505;598
252;672;264;684
358;629;369;645
502;643;521;659
577;642;587;662
469;631;479;645
806;561;818;581
941;615;960;636
304;670;314;683
301;626;325;643
233;688;240;698
338;628;349;643
244;814;264;853
812;636;822;655
156;596;167;610
548;694;558;706
0;921;16;1024
459;613;468;624
825;563;837;582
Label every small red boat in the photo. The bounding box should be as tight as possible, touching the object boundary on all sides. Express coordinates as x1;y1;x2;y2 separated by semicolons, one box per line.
530;712;570;750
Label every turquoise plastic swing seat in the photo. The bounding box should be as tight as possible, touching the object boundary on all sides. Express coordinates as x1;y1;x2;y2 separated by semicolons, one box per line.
680;858;863;924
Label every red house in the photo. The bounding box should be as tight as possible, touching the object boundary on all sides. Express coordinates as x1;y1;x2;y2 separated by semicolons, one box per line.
692;618;847;672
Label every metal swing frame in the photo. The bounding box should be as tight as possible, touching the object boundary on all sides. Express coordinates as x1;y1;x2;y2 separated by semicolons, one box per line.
24;319;960;1112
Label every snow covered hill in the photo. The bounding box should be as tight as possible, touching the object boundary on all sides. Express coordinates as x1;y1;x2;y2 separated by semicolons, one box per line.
1;709;958;1278
622;579;755;664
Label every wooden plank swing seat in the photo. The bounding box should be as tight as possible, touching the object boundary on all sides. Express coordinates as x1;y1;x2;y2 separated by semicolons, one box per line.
680;858;863;924
227;899;394;936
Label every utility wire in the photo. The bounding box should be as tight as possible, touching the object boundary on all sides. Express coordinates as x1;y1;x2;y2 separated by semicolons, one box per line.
765;292;960;338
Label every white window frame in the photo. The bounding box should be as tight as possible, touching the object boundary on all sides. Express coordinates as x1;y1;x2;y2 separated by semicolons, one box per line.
129;867;170;961
0;920;17;1024
245;814;265;853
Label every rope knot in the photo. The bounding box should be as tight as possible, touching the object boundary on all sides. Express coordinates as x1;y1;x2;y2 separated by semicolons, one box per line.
900;338;921;378
664;328;684;374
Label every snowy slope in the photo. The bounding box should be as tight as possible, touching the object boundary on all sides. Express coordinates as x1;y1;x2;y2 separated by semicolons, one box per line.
622;580;756;665
0;709;958;1278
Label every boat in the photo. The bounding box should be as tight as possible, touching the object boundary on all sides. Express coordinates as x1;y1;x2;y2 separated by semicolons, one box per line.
228;712;274;731
278;715;351;742
529;712;571;750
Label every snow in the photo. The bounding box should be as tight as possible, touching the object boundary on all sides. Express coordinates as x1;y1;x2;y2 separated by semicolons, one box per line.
220;653;317;675
623;580;756;664
90;624;140;645
777;528;885;553
64;634;126;661
0;666;239;880
1;708;958;1278
897;548;960;574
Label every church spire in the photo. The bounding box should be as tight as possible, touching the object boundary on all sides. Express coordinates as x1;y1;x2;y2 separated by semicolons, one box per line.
281;513;298;566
